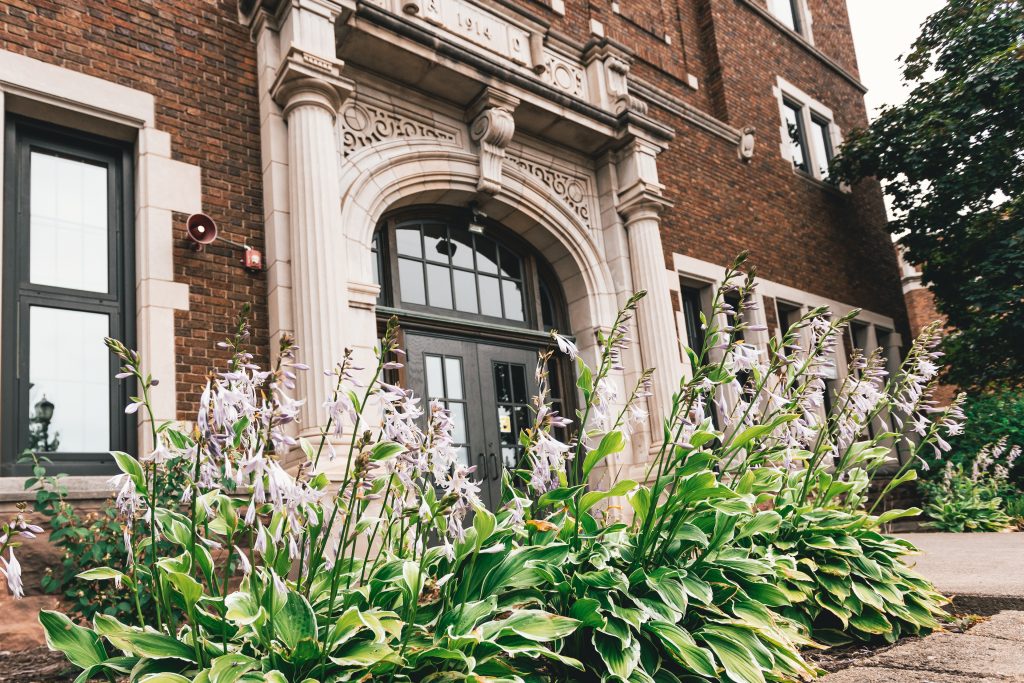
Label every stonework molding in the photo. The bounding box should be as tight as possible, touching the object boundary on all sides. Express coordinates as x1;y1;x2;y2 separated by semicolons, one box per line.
505;151;594;229
468;87;519;194
339;99;460;157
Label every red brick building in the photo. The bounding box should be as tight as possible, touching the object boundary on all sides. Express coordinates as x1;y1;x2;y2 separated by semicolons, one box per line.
0;0;907;495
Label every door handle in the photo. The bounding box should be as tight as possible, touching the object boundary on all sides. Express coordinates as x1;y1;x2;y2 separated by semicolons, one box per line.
489;453;501;480
476;452;488;481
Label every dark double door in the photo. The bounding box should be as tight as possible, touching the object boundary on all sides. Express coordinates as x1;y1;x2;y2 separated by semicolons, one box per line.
405;332;540;510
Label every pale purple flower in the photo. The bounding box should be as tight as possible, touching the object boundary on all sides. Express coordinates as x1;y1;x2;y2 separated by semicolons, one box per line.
552;332;579;360
1;548;24;599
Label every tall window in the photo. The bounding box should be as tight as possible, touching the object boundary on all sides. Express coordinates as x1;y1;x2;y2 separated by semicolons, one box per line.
2;119;134;475
778;84;837;182
782;98;810;174
809;114;834;179
680;284;708;357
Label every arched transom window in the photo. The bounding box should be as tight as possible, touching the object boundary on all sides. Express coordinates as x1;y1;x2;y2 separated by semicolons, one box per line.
373;208;563;331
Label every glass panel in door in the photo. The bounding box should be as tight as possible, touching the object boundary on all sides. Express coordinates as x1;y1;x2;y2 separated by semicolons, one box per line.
477;343;541;506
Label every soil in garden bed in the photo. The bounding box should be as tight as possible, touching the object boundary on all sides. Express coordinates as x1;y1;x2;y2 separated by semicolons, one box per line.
805;612;984;674
0;646;79;683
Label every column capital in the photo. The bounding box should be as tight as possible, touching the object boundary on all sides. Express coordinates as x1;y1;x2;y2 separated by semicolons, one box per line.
270;46;354;118
618;182;671;224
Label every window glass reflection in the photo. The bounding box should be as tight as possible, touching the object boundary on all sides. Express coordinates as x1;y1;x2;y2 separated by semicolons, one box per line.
396;225;422;258
809;117;834;179
27;306;111;453
783;100;809;173
391;221;528;323
426;263;453;309
398;258;426;305
30;152;108;293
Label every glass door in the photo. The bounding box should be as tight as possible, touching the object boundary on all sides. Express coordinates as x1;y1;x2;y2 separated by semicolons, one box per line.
404;333;541;510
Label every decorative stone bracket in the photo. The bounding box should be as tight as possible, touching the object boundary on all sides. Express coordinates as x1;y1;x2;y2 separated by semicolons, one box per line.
467;87;519;194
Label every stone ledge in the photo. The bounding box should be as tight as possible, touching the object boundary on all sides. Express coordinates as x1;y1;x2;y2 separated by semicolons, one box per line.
0;475;115;503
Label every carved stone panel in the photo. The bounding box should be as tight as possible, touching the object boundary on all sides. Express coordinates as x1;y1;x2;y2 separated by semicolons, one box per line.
339;100;460;156
505;152;594;229
541;50;587;99
414;0;533;67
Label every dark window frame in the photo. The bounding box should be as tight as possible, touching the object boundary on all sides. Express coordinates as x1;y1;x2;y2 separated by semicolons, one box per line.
2;117;136;476
374;206;568;333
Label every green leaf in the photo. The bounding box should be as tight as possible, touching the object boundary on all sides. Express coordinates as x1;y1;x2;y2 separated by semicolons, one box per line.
646;621;716;677
114;632;197;661
76;567;131;587
209;654;260;683
537;485;584;509
167;571;203;607
39;611;106;669
225;591;265;627
275;591;317;650
578;479;637;515
735;511;782;540
370;441;404;462
111;451;145;489
850;608;893;635
582;430;626;481
702;631;766;683
482;610;579;642
330;641;400;667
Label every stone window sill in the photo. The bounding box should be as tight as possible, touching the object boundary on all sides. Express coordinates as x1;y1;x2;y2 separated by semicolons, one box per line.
0;475;115;503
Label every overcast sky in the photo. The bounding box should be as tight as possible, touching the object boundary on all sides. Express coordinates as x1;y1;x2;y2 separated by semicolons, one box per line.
846;0;945;119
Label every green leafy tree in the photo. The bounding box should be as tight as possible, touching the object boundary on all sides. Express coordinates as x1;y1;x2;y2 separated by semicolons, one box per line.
832;0;1024;391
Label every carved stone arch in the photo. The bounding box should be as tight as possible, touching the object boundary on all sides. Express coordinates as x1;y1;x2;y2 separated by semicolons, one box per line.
338;141;619;347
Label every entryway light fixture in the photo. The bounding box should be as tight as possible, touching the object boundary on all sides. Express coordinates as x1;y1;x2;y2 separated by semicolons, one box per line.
468;202;487;234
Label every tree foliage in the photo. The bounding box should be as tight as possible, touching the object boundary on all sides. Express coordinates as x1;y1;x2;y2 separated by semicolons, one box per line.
832;0;1024;391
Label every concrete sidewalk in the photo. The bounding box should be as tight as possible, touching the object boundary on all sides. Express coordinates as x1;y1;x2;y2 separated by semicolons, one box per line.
899;532;1024;611
820;611;1024;681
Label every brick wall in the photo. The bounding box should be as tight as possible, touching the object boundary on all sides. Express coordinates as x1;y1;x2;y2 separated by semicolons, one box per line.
0;0;269;421
1;0;908;421
523;0;908;333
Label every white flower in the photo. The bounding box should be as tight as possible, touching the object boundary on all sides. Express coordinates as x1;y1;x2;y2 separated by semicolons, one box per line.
0;548;23;599
552;332;579;360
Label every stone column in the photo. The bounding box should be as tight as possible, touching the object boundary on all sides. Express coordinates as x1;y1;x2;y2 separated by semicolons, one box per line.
620;191;683;435
271;48;354;434
614;123;680;443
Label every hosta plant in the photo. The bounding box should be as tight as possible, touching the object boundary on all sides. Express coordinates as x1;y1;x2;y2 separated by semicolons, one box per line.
37;254;961;682
920;438;1020;532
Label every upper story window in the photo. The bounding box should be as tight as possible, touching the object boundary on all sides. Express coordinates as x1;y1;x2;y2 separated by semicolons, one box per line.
2;118;135;475
775;78;839;182
767;0;811;40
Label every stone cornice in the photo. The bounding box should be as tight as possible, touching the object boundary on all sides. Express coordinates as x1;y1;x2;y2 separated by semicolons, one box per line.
629;78;741;145
735;0;868;94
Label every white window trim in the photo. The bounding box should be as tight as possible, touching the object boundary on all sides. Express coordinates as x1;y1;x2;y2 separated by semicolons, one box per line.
0;49;199;486
773;76;842;182
768;0;814;44
671;252;899;387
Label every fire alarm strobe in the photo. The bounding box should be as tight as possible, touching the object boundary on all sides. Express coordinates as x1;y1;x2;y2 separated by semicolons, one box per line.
185;213;264;273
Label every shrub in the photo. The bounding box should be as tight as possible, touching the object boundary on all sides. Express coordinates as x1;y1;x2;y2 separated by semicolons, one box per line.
37;255;959;682
919;438;1019;532
21;451;190;622
934;389;1024;487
